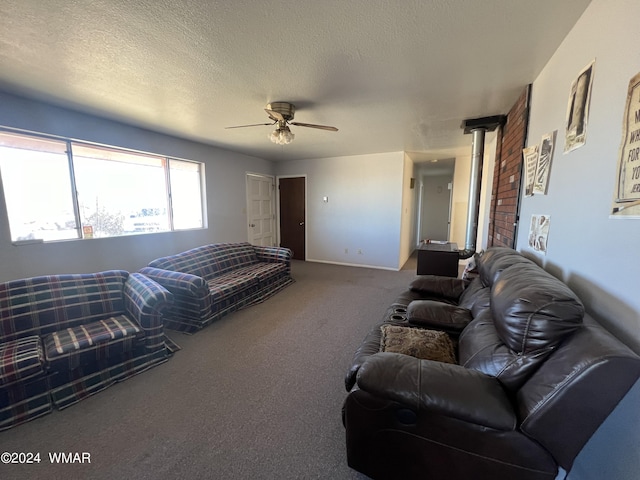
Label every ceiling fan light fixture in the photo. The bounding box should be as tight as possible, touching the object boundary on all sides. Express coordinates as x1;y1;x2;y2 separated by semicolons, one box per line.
269;126;295;145
229;101;336;143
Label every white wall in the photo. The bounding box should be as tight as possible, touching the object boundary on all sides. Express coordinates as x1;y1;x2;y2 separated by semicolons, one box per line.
521;0;639;343
276;152;404;270
0;92;274;281
450;154;471;248
517;1;640;478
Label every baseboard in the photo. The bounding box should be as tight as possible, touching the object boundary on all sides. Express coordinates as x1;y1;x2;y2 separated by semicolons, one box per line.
305;258;400;272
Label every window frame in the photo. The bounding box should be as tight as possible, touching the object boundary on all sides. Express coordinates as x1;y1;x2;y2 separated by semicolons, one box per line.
0;128;206;244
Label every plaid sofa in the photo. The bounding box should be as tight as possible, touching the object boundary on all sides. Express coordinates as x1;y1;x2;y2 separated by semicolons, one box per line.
0;270;173;431
139;242;294;333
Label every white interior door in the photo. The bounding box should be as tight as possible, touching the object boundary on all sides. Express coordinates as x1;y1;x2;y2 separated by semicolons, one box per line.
246;173;276;246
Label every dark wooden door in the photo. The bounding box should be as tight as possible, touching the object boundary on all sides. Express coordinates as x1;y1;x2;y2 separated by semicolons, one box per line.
279;177;305;260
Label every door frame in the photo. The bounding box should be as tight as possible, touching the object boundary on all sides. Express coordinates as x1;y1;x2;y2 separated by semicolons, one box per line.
276;174;307;260
245;172;276;246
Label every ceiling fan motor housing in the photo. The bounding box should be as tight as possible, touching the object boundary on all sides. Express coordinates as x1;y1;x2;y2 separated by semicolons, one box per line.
266;102;295;121
226;101;336;134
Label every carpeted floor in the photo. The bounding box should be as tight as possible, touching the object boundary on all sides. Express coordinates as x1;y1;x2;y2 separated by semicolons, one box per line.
0;257;418;480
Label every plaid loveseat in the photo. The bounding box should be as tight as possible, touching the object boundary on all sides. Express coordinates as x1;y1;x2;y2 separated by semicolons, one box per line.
0;270;173;431
139;242;294;333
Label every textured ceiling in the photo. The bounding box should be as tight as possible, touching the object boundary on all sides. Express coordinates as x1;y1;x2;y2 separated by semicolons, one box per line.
0;0;592;162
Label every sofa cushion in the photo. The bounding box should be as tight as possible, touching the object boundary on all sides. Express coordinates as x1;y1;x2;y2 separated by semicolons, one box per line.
457;277;491;317
0;336;45;386
477;247;535;287
233;262;288;283
380;325;456;364
458;263;586;392
458;312;554;391
210;243;259;275
206;272;259;302
407;300;473;335
491;263;584;354
44;315;143;361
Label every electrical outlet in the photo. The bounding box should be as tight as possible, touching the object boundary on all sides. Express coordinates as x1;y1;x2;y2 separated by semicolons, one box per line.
344;248;348;254
358;249;363;254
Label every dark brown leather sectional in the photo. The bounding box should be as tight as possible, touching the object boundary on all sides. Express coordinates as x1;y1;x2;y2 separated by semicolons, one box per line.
343;247;640;480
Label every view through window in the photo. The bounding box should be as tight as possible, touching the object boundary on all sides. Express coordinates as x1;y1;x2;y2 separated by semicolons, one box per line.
0;131;205;242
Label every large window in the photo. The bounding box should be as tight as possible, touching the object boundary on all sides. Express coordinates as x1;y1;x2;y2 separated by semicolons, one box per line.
0;131;205;242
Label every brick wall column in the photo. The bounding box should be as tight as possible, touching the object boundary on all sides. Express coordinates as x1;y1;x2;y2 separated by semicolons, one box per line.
488;85;531;248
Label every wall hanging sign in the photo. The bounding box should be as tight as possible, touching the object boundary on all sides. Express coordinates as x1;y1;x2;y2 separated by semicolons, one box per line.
533;131;556;195
528;214;551;254
523;145;539;197
611;71;640;218
564;60;595;153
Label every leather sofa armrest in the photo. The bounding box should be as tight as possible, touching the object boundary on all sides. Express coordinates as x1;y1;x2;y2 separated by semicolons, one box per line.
409;276;470;300
138;267;209;298
345;323;385;392
356;352;516;430
407;300;473;335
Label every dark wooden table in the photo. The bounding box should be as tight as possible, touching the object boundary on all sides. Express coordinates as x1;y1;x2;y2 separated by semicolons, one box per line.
416;242;459;277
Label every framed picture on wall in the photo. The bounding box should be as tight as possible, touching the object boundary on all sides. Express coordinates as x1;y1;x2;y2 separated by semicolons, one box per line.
523;145;539;197
564;60;595;153
528;214;551;254
533;131;556;195
611;71;640;218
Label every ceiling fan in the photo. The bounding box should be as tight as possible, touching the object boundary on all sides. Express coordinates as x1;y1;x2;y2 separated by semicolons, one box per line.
226;102;338;145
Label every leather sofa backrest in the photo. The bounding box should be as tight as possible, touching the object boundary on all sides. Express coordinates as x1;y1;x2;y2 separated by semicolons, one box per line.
458;312;555;391
517;315;640;471
457;277;491;317
477;247;535;287
459;261;584;391
491;263;584;353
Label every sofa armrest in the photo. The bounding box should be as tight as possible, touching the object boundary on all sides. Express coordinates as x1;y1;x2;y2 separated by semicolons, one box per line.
409;276;470;300
406;300;473;335
138;267;209;298
356;352;516;430
252;245;293;264
124;273;174;328
345;323;386;392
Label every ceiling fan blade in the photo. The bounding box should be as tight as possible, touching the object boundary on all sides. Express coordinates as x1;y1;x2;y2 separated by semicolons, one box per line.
225;122;275;129
265;108;285;122
290;122;338;132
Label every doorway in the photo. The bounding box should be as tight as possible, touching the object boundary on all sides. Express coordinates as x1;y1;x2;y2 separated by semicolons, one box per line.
278;176;305;260
415;158;456;245
419;174;453;242
246;173;276;246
